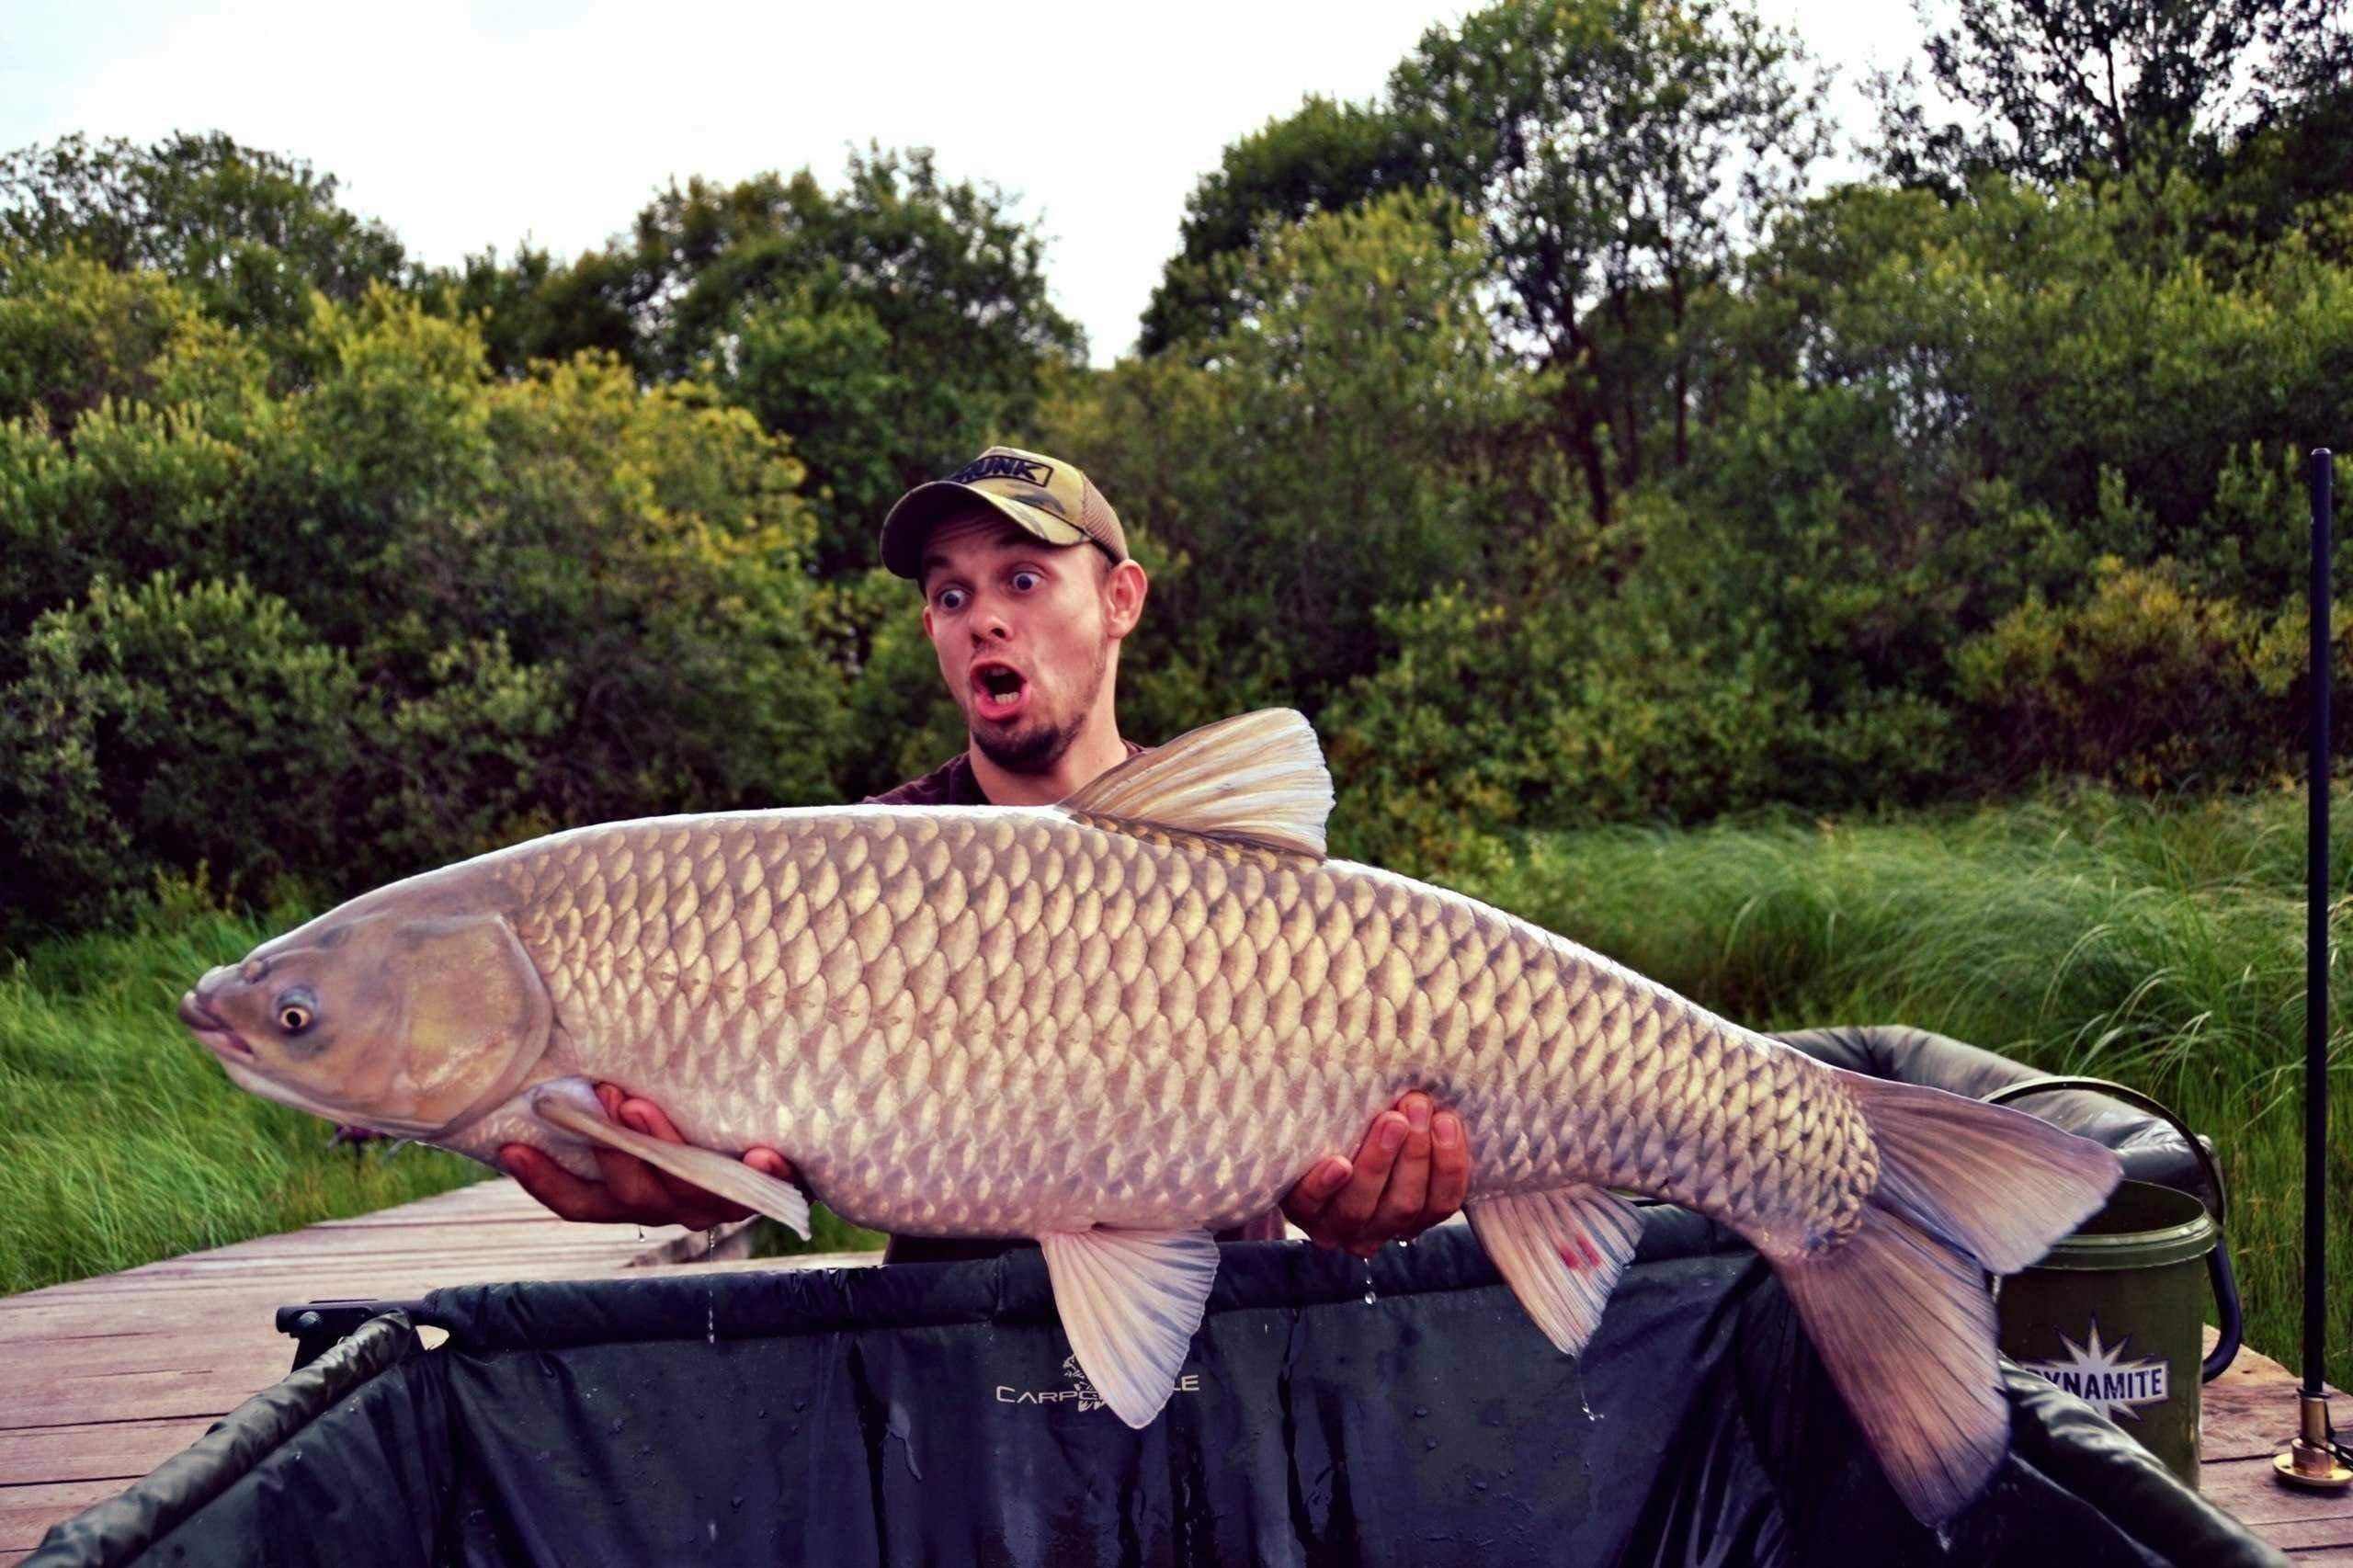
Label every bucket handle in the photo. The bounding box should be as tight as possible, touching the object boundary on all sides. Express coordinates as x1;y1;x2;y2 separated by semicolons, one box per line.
1982;1074;2242;1383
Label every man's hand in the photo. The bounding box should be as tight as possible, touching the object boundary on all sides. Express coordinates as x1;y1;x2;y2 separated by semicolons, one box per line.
1282;1092;1471;1257
501;1084;796;1233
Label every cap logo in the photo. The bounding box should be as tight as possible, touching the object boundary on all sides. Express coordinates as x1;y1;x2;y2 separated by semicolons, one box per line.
950;455;1053;487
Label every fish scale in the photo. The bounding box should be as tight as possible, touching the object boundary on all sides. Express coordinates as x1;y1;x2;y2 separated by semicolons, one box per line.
491;805;1857;1244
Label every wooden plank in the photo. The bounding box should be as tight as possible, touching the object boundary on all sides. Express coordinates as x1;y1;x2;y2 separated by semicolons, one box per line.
2162;1331;2353;1560
2207;1377;2311;1463
0;1329;299;1381
2204;1457;2353;1528
0;1418;216;1484
1;1480;139;1559
2261;1517;2353;1553
0;1182;879;1553
1;1365;288;1433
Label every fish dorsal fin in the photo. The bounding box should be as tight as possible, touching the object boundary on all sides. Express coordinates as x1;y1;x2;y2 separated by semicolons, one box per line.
1061;709;1333;859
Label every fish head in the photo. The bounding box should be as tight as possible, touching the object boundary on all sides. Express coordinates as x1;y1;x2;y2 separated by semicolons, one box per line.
179;908;553;1141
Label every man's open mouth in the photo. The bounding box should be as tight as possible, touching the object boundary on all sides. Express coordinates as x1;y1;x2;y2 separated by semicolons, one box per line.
971;661;1029;723
178;991;254;1060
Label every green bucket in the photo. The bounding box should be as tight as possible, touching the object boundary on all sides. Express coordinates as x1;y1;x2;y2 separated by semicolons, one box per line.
1987;1077;2243;1491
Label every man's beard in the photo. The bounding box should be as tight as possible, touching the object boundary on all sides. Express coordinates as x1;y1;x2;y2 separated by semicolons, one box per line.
971;642;1108;775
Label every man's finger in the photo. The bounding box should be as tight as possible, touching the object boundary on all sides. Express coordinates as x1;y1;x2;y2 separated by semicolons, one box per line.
505;1145;630;1224
1326;1112;1408;1238
1368;1095;1434;1244
614;1100;756;1223
1280;1156;1352;1249
1282;1156;1351;1224
1421;1109;1471;1227
586;1085;714;1221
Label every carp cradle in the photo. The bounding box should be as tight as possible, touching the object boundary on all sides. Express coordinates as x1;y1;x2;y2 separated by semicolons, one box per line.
26;1028;2281;1568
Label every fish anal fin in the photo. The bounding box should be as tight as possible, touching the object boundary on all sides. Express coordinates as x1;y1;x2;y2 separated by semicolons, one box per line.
1037;1227;1221;1428
1466;1184;1643;1357
531;1089;811;1239
1061;710;1332;859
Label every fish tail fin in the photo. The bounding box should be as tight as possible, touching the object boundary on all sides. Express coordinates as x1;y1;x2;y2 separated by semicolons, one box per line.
1774;1072;2121;1526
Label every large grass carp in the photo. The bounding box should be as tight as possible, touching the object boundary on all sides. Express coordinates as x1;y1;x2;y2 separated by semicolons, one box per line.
180;710;2119;1524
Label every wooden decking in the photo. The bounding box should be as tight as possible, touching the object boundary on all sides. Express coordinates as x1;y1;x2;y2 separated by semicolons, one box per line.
0;1179;877;1560
2196;1330;2353;1560
3;1187;2348;1561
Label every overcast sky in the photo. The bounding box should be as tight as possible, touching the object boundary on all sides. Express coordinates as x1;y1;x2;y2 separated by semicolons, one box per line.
1;0;1930;365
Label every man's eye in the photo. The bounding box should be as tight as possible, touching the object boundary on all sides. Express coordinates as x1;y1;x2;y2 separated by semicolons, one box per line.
1010;571;1040;592
937;587;968;611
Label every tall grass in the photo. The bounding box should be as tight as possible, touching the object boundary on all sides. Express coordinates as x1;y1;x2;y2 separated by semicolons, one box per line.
1459;784;2353;1390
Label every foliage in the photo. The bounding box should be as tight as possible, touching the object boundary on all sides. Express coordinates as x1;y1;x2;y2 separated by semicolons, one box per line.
0;131;408;335
1386;0;1832;522
436;148;1084;572
0;246;216;434
0;265;850;935
1140;96;1418;354
0;574;358;926
6;0;2353;934
1952;557;2318;789
1867;0;2280;190
1043;191;1534;713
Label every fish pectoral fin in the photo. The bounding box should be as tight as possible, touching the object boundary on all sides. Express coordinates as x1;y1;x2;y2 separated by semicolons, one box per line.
1037;1227;1221;1428
1466;1184;1644;1358
531;1092;810;1239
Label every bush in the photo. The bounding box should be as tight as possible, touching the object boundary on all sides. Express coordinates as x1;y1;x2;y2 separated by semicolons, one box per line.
0;574;358;926
1953;557;2314;789
0;248;208;431
0;278;857;926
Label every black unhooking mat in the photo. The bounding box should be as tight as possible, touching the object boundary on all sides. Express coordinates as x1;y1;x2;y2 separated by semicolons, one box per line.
28;1028;2286;1568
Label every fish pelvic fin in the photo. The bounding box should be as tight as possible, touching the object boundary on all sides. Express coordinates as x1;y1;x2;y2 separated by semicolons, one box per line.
1060;709;1332;859
1777;1072;2123;1527
1037;1227;1221;1428
531;1088;811;1239
1466;1184;1644;1357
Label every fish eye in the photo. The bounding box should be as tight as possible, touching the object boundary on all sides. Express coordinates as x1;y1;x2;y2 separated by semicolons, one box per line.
275;988;317;1036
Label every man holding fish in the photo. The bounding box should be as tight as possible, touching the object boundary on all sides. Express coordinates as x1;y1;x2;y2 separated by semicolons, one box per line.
499;447;1476;1259
183;441;2120;1524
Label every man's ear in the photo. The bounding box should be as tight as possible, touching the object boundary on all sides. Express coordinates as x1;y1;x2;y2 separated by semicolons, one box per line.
1103;559;1149;641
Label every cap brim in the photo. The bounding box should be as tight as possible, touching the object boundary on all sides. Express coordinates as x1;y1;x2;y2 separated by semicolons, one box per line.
880;483;1090;578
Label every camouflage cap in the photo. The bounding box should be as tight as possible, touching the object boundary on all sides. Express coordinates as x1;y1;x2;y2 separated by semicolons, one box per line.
880;445;1128;579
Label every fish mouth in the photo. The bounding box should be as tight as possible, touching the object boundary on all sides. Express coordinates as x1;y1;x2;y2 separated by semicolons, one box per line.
178;991;255;1062
969;659;1030;724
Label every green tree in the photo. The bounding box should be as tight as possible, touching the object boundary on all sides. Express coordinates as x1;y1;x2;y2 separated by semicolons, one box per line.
415;242;635;378
0;269;856;926
0;132;408;335
1388;0;1831;523
449;148;1084;570
1140;97;1416;354
1043;191;1540;712
0;245;212;439
1866;0;2347;192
